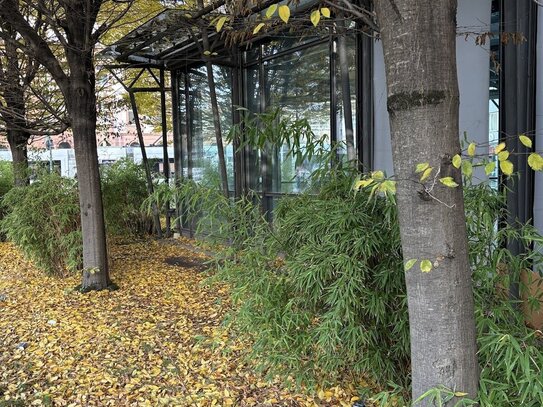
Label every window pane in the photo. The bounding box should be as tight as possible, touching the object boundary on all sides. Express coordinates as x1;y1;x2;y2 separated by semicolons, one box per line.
188;66;234;191
335;35;357;160
263;42;331;193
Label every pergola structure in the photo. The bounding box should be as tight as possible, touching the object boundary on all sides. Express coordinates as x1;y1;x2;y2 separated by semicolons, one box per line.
102;0;374;231
102;0;542;263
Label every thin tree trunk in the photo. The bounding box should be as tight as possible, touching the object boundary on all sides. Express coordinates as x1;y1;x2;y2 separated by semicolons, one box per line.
337;17;356;163
374;0;479;403
197;0;229;198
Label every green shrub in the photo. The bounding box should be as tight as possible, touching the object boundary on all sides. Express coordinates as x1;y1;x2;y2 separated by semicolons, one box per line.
0;160;13;196
101;159;153;237
0;161;14;241
465;184;543;407
212;173;409;389
176;172;543;405
0;172;82;275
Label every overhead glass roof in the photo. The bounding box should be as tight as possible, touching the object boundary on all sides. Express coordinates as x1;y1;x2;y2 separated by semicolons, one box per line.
101;0;324;70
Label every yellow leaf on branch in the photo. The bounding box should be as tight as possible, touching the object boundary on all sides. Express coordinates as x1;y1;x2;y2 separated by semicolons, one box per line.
278;5;290;23
500;159;514;176
310;10;321;26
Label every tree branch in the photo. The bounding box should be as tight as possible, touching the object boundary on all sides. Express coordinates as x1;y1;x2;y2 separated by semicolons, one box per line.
0;0;69;95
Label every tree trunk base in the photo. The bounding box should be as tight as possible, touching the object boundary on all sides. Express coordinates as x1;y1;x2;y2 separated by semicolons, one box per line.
75;281;119;293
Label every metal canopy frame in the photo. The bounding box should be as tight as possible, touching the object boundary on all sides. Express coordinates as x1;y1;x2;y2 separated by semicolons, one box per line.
107;66;173;237
101;0;325;70
103;0;375;233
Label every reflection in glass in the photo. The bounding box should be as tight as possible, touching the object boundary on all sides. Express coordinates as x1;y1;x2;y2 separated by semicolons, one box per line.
335;35;357;160
264;42;331;193
187;66;234;191
244;65;262;191
488;1;500;189
177;72;188;178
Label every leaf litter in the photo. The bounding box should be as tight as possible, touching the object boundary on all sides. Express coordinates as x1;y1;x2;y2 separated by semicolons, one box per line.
0;240;364;406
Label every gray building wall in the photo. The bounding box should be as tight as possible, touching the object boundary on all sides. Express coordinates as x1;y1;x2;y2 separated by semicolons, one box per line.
373;0;492;176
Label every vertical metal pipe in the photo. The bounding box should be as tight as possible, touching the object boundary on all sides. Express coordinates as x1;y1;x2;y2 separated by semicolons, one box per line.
129;90;162;238
358;13;374;171
171;70;183;234
160;69;171;237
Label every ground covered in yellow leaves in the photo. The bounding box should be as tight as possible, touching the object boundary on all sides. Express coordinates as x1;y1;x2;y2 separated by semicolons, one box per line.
0;240;363;406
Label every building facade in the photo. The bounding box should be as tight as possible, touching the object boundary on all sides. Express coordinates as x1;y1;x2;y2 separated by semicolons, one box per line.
102;0;543;236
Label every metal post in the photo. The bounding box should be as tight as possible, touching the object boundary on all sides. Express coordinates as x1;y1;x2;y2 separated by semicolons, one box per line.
129;90;163;238
160;69;171;237
171;70;183;234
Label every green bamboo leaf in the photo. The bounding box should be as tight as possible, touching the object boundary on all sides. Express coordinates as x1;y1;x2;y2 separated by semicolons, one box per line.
253;23;265;34
216;16;227;32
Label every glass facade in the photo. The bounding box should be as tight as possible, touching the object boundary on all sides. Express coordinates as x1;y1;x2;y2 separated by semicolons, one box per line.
262;40;331;194
175;30;362;223
181;66;235;191
488;0;500;189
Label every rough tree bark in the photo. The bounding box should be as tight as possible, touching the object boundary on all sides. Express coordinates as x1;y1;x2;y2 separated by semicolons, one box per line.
0;0;111;290
6;129;29;186
373;0;479;403
66;47;110;291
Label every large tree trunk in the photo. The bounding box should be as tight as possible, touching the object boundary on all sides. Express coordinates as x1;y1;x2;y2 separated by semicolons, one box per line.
7;129;29;186
68;59;110;291
374;0;479;403
0;0;110;292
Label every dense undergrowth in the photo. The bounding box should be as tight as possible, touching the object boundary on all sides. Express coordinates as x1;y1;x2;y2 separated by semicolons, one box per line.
0;161;13;242
1;151;543;405
1;173;82;275
0;161;152;275
167;171;543;406
101;159;153;237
